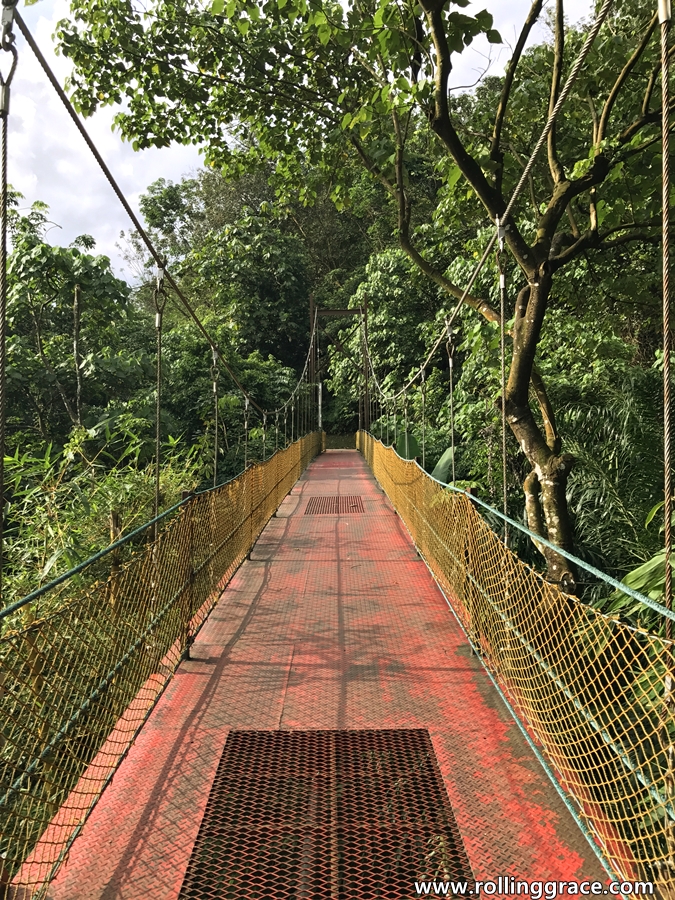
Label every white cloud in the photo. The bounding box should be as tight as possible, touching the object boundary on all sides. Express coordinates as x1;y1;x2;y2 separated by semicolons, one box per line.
10;0;201;279
9;0;594;280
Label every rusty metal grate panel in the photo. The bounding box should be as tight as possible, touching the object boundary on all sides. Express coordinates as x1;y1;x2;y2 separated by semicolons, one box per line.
305;496;364;515
178;729;472;899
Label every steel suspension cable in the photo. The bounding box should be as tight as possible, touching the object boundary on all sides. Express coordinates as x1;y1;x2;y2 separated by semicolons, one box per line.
16;11;321;429
404;393;408;443
496;230;509;544
153;271;168;532
0;0;16;599
14;14;267;416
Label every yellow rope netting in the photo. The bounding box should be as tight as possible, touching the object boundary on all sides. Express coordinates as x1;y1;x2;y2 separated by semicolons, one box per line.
357;431;675;888
0;432;321;898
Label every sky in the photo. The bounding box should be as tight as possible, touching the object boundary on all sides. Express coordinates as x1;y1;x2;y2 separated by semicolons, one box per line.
10;0;592;280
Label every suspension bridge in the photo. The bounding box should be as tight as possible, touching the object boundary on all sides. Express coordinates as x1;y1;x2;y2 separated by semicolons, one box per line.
2;0;675;897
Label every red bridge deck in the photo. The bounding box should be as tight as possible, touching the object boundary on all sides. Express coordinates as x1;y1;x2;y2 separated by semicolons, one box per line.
47;451;604;899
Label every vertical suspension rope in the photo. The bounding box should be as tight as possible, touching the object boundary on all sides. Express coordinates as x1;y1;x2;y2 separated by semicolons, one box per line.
244;397;249;469
211;349;219;488
404;393;408;446
0;1;17;598
153;268;167;533
317;340;323;433
262;412;267;462
496;219;509;544
663;0;673;636
445;330;456;485
275;411;279;452
421;368;426;469
659;0;675;869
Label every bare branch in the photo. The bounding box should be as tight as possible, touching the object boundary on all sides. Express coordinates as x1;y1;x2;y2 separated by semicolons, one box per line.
390;104;500;323
587;92;599;144
491;0;545;194
549;218;661;268
598;12;657;142
421;1;533;266
547;0;565;184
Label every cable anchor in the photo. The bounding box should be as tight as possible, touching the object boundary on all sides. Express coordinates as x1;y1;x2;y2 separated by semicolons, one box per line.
495;215;507;253
211;347;219;390
0;0;17;118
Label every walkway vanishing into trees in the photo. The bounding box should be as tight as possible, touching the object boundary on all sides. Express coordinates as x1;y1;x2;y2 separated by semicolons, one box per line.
3;434;675;899
10;446;606;899
2;0;675;895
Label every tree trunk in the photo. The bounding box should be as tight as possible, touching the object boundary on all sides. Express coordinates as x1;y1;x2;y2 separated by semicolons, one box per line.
505;276;577;589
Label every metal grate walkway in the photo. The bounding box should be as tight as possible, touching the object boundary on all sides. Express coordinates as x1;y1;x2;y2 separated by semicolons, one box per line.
43;451;605;899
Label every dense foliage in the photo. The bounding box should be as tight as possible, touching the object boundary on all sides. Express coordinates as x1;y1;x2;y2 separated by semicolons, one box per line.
5;0;674;624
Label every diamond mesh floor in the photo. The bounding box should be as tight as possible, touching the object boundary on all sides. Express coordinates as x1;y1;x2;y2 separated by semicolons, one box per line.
177;729;472;900
305;496;364;515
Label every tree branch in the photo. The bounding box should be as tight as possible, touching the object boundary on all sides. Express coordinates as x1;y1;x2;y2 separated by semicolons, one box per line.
547;0;566;184
530;363;560;452
422;3;497;215
549;218;662;269
490;0;544;194
350;136;397;197
587;92;599;144
598;12;657;143
422;2;533;267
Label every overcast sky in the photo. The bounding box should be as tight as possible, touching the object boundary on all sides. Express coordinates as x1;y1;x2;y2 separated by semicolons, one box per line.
11;0;591;280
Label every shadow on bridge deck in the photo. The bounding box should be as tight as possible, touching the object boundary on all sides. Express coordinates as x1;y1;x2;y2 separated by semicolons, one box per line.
45;450;604;899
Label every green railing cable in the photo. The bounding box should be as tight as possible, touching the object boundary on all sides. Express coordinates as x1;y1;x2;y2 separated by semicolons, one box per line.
374;432;675;625
0;439;306;622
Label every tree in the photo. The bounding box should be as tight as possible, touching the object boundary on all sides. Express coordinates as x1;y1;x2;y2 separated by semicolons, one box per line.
7;201;151;452
58;0;666;583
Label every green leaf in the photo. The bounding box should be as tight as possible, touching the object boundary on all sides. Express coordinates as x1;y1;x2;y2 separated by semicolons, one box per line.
395;431;419;460
41;548;66;580
431;448;454;483
211;0;225;15
646;501;664;527
446;165;461;190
